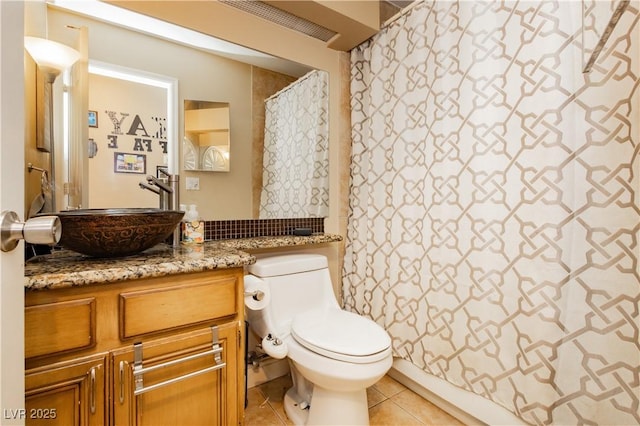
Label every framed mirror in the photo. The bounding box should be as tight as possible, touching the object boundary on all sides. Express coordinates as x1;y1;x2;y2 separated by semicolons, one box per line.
183;100;230;172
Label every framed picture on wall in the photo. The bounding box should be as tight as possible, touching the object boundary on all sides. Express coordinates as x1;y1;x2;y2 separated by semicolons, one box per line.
88;110;98;128
114;152;146;174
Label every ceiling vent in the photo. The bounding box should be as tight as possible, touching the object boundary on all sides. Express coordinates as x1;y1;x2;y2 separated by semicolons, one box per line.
219;0;337;42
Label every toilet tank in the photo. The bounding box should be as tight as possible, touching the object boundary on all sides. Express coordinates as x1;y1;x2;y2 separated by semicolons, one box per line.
247;254;339;336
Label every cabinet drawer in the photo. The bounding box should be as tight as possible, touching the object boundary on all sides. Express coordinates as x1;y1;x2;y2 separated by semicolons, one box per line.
119;274;237;339
25;298;96;359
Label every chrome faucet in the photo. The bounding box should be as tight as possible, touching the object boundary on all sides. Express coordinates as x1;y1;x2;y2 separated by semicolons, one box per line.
141;175;173;209
138;181;160;195
139;170;181;246
146;175;173;194
139;171;179;210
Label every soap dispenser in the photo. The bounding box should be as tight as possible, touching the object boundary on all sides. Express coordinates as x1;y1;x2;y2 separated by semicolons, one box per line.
181;204;204;245
184;204;199;222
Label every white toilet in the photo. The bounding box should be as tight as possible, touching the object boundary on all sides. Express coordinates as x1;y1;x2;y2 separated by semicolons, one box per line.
245;253;392;425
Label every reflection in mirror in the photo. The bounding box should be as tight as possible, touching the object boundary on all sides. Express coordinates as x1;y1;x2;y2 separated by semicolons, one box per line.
86;62;178;209
24;33;83;217
259;70;329;218
25;38;81;215
46;4;328;220
183;100;231;172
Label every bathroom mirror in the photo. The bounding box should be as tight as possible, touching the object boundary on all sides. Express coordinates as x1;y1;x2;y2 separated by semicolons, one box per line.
183;100;231;172
42;5;326;220
582;0;630;72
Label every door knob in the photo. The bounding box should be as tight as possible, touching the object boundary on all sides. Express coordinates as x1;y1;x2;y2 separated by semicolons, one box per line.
0;210;61;252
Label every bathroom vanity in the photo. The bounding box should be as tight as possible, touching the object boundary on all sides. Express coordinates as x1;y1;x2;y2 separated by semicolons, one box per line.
24;243;252;425
23;234;341;425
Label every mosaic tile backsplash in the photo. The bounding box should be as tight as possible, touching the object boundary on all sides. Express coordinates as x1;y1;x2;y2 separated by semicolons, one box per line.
199;218;325;241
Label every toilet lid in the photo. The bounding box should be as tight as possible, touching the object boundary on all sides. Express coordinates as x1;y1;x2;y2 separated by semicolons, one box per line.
291;309;391;363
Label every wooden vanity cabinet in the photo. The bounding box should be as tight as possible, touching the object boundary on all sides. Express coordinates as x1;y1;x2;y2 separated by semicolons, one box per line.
112;323;239;425
25;269;246;426
25;354;107;425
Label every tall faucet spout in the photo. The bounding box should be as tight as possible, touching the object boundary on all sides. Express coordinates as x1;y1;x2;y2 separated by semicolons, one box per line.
146;175;173;193
139;182;160;194
138;173;181;247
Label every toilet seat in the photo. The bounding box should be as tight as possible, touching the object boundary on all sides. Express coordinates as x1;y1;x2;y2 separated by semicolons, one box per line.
291;308;391;364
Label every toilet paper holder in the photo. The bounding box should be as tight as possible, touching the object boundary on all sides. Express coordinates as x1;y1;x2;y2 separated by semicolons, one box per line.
244;289;265;301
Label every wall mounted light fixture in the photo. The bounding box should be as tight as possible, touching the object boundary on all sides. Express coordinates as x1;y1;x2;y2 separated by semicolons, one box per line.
24;36;81;212
24;36;81;77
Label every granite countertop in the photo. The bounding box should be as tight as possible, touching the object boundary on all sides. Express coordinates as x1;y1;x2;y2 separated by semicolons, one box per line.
25;233;342;291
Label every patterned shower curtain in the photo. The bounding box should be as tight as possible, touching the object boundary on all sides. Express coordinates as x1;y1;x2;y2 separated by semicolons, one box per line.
344;1;639;425
259;70;329;218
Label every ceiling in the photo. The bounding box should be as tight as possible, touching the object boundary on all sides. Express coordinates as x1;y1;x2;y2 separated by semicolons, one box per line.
51;0;417;78
379;0;416;24
104;0;417;52
227;0;418;49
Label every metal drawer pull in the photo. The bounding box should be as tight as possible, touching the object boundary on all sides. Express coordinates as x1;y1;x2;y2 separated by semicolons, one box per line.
132;325;224;397
133;362;226;396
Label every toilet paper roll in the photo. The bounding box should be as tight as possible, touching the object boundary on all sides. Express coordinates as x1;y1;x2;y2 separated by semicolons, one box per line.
243;275;271;311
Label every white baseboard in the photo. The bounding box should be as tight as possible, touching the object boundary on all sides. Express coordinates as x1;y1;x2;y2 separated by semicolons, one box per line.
390;359;526;426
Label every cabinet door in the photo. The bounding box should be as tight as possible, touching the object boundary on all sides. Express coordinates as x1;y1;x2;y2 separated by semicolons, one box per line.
112;322;240;426
25;354;106;426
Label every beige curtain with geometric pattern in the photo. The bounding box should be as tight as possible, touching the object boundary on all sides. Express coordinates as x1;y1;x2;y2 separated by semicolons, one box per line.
344;1;640;424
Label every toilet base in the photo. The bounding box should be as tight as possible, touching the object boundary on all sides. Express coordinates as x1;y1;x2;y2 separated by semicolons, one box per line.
285;385;369;425
284;387;310;425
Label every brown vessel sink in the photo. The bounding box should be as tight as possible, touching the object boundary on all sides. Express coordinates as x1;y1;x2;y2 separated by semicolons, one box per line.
43;208;184;257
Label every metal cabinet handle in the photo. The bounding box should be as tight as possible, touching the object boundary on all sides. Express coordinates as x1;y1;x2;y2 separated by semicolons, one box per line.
133;348;226;396
89;367;96;415
134;346;222;377
132;326;225;396
133;361;226;396
119;361;127;404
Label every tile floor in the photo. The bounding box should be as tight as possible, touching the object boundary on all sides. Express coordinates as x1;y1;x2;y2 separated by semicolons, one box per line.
244;374;466;425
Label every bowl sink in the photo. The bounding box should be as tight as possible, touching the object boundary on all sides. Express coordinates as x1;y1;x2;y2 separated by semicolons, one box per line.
44;208;184;257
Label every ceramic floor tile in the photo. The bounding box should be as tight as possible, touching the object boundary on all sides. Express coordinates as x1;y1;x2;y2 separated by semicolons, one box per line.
367;385;388;408
258;374;292;405
369;399;424;425
244;387;286;426
391;389;465;425
372;374;408;398
246;374;467;426
271;398;295;425
258;375;295;425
